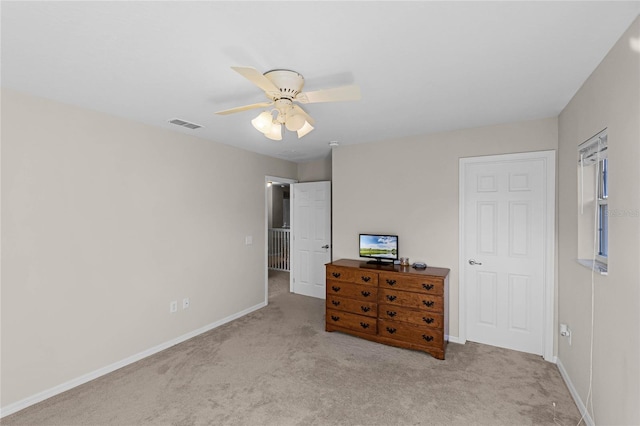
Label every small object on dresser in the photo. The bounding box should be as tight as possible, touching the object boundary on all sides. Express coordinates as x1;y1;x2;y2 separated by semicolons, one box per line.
412;262;427;269
400;257;410;266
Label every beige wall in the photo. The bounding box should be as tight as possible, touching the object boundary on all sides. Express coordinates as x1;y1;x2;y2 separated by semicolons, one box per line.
0;90;297;408
297;154;332;182
332;117;558;339
558;17;639;425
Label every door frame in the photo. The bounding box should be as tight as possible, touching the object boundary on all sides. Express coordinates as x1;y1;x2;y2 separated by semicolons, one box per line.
458;150;556;362
265;175;298;304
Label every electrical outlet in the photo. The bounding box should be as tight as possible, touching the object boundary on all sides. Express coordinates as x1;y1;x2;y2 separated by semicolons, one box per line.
245;235;253;245
170;301;178;313
183;297;190;309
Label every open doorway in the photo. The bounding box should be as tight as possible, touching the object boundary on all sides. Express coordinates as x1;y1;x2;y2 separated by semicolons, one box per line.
268;183;290;271
265;176;297;304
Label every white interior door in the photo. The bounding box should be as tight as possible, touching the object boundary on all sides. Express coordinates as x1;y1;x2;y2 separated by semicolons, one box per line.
461;152;554;357
292;181;331;299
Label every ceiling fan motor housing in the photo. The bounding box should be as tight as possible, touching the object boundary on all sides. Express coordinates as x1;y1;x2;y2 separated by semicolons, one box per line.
264;69;305;101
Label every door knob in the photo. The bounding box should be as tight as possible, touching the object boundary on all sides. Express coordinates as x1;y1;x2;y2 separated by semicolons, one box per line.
321;244;330;249
468;259;482;266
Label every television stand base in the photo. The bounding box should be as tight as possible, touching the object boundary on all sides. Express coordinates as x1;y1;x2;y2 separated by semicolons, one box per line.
366;259;394;265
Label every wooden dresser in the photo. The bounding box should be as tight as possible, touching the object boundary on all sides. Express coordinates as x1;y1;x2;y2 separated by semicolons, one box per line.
325;259;449;360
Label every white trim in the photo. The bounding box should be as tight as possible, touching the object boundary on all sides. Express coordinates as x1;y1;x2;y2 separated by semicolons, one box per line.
577;258;608;275
458;150;556;362
557;358;594;426
0;301;266;418
446;335;465;345
543;150;556;362
264;175;297;303
458;162;467;343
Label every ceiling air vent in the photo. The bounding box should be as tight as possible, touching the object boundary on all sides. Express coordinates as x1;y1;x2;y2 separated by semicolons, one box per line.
169;118;202;130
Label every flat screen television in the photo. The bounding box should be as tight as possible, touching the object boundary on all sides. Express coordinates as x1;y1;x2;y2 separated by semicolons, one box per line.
359;234;399;264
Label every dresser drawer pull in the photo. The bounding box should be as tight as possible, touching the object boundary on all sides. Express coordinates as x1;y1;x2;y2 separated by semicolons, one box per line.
422;283;435;291
360;322;370;329
386;310;397;317
332;272;341;278
361;291;371;297
331;300;340;306
385;327;397;334
422;334;434;342
360;306;371;313
422;300;435;308
386;295;397;302
330;315;340;322
361;276;371;283
385;279;396;286
422;317;435;324
331;286;341;292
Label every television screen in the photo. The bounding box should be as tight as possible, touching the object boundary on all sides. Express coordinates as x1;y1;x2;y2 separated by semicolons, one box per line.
359;234;398;263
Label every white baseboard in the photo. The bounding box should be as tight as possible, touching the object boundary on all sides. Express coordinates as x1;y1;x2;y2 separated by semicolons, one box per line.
446;337;557;365
0;301;266;418
446;335;465;345
556;357;594;426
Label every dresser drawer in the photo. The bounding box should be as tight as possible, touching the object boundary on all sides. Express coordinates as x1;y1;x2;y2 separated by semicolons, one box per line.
327;295;377;317
378;319;444;348
378;304;444;329
327;309;377;335
378;288;443;313
326;266;378;286
327;281;377;301
378;272;444;295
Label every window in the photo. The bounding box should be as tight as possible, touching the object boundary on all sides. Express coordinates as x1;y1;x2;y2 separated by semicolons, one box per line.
577;129;608;273
597;158;608;263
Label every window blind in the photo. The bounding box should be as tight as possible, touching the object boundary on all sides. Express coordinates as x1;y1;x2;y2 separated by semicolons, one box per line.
578;129;608;165
578;128;608;215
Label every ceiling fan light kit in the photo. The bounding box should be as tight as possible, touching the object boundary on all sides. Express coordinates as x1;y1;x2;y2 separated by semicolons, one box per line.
216;66;360;141
251;110;282;140
297;121;314;139
285;113;306;132
251;100;313;140
251;111;274;133
264;121;283;141
250;104;309;141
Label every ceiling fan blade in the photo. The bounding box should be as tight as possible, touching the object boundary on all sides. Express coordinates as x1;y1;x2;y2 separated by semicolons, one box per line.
215;101;273;115
296;85;361;104
291;104;315;126
231;66;280;96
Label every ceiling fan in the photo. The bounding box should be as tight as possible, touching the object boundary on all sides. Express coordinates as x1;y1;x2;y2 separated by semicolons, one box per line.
215;66;361;140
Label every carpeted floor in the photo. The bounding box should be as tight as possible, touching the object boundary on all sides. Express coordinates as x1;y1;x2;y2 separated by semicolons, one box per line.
2;270;580;425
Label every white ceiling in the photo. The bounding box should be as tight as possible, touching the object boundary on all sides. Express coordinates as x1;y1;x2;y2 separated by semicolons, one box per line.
2;1;639;163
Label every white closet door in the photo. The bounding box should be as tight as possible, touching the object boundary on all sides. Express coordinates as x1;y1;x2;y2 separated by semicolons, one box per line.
463;155;550;355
